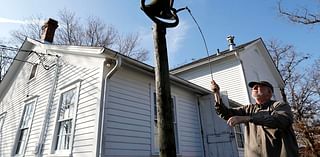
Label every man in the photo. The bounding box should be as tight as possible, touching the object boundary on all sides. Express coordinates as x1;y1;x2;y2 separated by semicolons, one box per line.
211;80;299;157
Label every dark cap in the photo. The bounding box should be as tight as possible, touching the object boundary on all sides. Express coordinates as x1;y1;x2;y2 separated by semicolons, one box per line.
248;81;274;93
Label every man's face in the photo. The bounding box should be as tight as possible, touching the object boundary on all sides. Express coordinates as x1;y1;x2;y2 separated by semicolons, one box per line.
251;84;272;99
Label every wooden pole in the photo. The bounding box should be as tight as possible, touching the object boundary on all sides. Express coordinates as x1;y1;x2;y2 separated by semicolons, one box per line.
152;23;176;157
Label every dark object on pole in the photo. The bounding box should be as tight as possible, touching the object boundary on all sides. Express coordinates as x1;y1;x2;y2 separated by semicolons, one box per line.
141;0;179;28
140;0;179;156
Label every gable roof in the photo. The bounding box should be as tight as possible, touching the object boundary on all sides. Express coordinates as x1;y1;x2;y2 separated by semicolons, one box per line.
170;38;260;73
0;38;211;100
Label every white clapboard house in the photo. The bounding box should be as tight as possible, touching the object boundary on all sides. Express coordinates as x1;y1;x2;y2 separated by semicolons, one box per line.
171;36;285;157
0;20;284;157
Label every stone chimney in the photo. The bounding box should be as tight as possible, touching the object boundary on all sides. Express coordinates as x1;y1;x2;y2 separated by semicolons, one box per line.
41;18;58;43
226;35;235;51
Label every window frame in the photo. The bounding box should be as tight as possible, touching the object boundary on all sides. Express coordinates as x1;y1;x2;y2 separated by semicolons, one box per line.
151;91;180;155
12;97;38;157
50;80;81;156
28;64;38;81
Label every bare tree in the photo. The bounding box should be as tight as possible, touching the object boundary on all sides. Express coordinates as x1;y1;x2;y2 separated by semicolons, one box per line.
55;9;84;46
0;40;17;82
278;0;320;25
10;9;149;62
84;16;117;47
116;33;148;61
267;40;320;156
10;15;44;44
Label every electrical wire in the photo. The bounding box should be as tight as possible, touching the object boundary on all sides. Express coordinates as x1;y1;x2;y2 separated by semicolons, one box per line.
184;7;214;81
1;44;59;70
178;7;240;146
0;55;37;65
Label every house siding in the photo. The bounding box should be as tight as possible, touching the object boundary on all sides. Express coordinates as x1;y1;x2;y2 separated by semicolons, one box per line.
103;65;204;157
176;55;249;105
0;54;56;156
172;89;203;157
239;46;283;101
0;51;104;157
42;59;103;157
103;66;152;156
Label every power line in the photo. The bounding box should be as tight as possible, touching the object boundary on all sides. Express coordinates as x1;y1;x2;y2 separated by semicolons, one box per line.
0;55;37;65
0;44;59;70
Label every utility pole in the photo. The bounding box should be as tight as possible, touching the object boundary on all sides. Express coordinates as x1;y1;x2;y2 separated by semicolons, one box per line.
141;0;180;156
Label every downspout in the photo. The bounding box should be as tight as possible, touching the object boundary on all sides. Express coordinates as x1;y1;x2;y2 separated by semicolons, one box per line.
197;96;207;157
36;56;60;156
97;55;122;157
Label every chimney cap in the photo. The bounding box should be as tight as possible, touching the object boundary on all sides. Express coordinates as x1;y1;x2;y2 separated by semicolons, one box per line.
226;35;235;51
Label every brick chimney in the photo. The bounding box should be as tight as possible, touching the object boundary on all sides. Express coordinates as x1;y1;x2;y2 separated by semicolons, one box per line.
41;18;58;43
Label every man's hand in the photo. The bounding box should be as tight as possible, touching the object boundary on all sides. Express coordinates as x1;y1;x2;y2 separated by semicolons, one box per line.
227;116;251;127
211;80;221;104
211;80;220;93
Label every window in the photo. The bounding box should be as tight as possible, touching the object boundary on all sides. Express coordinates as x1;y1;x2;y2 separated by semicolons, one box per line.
234;124;244;148
29;64;38;80
13;98;37;156
51;81;80;155
153;93;179;154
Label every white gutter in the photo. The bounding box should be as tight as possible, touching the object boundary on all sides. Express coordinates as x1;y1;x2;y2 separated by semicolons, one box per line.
36;56;61;156
97;55;122;157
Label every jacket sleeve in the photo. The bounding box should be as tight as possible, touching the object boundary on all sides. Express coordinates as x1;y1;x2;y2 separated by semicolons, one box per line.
215;99;247;121
251;101;293;129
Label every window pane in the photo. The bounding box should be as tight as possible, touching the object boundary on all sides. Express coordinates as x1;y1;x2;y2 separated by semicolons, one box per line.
29;64;38;80
21;102;34;129
59;88;76;120
56;120;72;150
15;128;28;154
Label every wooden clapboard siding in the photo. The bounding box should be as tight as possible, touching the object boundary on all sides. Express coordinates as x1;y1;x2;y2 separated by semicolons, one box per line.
173;89;203;157
239;46;283;100
41;60;103;157
176;56;249;105
0;54;56;156
103;66;151;156
103;64;205;157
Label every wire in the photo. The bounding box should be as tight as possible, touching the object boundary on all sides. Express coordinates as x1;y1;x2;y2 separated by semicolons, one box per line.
1;44;59;70
0;55;37;65
184;7;214;81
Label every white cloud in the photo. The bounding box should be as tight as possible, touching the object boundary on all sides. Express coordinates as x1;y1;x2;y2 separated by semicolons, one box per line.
0;17;44;25
167;20;190;61
0;17;26;24
138;20;190;66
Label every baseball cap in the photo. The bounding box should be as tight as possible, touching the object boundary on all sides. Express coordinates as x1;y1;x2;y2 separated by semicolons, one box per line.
248;81;274;93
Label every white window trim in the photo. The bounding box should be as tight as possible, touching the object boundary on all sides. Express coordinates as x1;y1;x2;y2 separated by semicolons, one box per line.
151;88;180;155
50;80;81;156
28;63;38;82
12;96;38;157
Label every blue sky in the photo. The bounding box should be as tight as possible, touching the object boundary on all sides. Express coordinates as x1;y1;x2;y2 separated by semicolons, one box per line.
0;0;319;68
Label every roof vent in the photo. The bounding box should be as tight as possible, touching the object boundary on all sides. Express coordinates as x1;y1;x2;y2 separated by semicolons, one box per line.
40;18;58;43
226;35;235;51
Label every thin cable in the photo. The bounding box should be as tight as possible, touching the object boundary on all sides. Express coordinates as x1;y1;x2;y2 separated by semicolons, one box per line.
185;7;214;81
1;45;59;70
0;55;37;65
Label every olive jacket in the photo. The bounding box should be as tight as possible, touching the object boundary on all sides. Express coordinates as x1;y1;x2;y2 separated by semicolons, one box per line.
215;100;299;157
